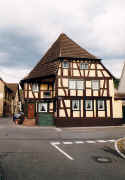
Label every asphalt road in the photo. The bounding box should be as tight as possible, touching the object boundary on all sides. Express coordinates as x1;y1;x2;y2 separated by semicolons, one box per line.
0;118;125;180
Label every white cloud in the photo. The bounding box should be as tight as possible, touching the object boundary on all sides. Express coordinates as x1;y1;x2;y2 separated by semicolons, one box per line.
0;67;30;83
103;59;125;78
0;0;125;81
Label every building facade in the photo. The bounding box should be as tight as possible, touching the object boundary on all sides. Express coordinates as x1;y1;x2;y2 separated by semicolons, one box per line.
0;79;20;117
20;33;123;127
116;62;125;122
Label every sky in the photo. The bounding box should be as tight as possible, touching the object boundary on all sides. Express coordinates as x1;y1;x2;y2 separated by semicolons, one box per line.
0;0;125;83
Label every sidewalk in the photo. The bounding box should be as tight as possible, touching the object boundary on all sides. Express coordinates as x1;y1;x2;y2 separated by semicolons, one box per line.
115;137;125;158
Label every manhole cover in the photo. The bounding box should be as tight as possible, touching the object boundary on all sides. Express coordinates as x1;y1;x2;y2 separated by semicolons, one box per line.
92;156;112;163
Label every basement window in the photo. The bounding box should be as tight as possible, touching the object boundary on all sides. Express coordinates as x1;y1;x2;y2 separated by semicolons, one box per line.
72;100;80;111
63;61;69;68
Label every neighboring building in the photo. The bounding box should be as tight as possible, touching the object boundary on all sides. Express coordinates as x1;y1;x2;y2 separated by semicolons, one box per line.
116;62;125;100
6;83;20;114
20;33;123;127
116;62;125;122
0;79;20;117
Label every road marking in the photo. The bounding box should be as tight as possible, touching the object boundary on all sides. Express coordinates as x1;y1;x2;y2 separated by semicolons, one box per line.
51;142;60;145
51;142;74;161
63;142;73;144
86;140;96;143
115;138;125;159
107;139;115;142
96;140;107;143
75;141;84;144
56;128;62;132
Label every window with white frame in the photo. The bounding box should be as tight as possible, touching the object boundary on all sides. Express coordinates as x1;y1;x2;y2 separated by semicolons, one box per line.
38;103;48;112
69;80;76;89
69;80;84;90
98;100;104;110
80;63;88;69
32;83;39;92
76;80;84;90
92;80;99;90
72;100;80;111
63;61;69;68
85;100;93;110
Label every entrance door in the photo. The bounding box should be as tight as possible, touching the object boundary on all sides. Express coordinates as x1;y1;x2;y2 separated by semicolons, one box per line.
28;103;35;119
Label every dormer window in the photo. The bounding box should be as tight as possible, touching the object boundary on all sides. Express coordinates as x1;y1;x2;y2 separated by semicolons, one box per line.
32;83;39;92
63;61;69;68
80;63;88;69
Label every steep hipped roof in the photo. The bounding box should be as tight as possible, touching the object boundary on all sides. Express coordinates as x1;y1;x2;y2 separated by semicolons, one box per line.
6;83;18;97
21;33;99;81
117;61;125;96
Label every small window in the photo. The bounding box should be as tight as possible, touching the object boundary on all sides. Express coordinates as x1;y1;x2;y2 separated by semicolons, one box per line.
69;80;76;89
32;83;39;92
63;61;69;68
80;63;88;69
72;100;80;111
85;100;93;110
92;80;99;90
98;100;104;110
38;103;47;112
76;80;84;90
43;91;51;97
69;80;84;90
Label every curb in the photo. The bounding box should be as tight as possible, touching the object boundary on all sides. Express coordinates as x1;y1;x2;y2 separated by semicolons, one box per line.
115;138;125;159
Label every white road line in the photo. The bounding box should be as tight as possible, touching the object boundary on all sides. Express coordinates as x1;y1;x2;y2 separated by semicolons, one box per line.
115;138;125;159
75;141;84;144
86;140;96;143
96;140;107;143
51;142;60;145
107;139;115;142
56;128;62;132
51;142;74;161
63;142;73;144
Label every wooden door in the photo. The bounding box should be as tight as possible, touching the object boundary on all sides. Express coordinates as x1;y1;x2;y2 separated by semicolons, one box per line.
28;103;35;119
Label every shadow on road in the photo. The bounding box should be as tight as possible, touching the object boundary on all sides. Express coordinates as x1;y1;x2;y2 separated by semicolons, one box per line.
102;146;123;159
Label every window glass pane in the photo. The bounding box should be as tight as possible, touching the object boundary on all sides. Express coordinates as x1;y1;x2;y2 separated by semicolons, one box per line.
32;83;38;92
86;100;93;110
39;103;47;112
72;100;80;110
92;80;99;90
80;63;88;69
63;61;69;68
98;100;104;110
69;80;76;89
76;80;84;89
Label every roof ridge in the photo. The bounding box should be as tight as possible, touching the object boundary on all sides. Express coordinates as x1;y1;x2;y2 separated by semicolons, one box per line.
21;33;99;81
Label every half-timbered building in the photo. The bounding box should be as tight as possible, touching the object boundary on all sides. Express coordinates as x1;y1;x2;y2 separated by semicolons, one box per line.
20;33;123;126
115;61;125;122
0;79;20;117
